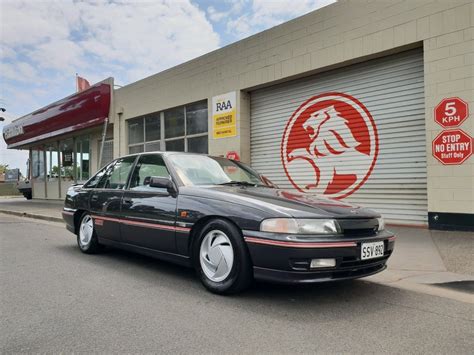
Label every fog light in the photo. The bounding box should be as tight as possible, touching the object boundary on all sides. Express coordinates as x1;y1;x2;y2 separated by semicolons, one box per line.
310;258;336;268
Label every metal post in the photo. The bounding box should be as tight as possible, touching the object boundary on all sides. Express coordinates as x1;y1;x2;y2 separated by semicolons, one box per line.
57;141;61;199
72;137;77;183
98;117;109;169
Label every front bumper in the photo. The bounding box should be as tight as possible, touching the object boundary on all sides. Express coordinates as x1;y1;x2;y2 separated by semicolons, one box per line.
243;230;395;284
62;208;77;234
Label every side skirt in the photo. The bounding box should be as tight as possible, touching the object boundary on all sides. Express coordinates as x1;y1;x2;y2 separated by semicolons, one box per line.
98;238;192;268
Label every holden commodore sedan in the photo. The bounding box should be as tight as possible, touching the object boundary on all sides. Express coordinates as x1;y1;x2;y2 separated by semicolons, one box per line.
63;152;395;294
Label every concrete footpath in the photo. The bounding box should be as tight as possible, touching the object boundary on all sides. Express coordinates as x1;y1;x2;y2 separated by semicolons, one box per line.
1;196;472;302
367;226;473;303
0;197;63;222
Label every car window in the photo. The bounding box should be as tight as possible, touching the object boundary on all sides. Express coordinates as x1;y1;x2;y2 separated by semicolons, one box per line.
167;154;263;186
129;154;170;192
83;162;114;188
97;156;136;189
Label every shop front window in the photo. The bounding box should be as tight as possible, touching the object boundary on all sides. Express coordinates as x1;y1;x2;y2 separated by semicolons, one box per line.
145;114;160;141
187;135;208;154
127;100;208;155
32;148;45;180
164;100;207;153
76;137;90;181
185;100;208;153
46;142;59;181
128;117;144;144
60;139;74;182
129;145;144;154
186;101;208;135
165;138;184;152
144;113;161;152
164;107;185;139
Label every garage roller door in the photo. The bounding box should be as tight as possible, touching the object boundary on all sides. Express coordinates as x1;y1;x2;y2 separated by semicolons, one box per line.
250;49;427;225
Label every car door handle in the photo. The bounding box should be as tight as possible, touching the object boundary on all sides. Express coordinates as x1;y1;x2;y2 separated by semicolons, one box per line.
91;194;99;202
122;197;133;204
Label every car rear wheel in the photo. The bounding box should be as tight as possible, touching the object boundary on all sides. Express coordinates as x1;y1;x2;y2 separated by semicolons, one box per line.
194;219;253;294
77;213;101;254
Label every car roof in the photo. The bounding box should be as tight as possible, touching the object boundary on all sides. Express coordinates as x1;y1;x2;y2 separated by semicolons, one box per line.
118;151;223;160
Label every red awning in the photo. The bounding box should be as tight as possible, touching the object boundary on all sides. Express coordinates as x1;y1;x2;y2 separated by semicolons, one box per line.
3;82;111;148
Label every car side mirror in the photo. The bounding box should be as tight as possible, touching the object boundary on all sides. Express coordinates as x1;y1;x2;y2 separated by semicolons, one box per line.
149;176;175;194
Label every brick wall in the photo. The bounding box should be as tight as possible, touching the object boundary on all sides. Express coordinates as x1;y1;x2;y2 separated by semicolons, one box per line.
422;3;473;214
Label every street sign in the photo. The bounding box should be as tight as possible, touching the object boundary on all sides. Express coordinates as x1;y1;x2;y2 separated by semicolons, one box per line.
434;97;469;128
432;129;472;165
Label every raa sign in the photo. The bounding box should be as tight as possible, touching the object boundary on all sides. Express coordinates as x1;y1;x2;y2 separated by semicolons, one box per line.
212;91;237;139
434;97;469;128
432;129;472;165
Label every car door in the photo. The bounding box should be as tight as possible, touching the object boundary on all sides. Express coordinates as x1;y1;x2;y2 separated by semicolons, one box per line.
120;153;178;253
89;156;137;242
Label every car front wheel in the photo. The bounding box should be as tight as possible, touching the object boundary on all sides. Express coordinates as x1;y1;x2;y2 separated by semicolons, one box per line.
194;219;253;294
77;213;101;254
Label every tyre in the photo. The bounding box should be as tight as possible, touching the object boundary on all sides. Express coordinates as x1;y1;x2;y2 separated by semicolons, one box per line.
194;219;253;295
77;212;101;254
24;191;32;200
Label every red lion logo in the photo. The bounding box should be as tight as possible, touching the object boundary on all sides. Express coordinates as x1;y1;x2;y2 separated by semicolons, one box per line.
281;92;379;199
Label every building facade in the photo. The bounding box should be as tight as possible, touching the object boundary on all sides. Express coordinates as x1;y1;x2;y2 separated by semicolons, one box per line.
3;79;114;199
3;0;473;230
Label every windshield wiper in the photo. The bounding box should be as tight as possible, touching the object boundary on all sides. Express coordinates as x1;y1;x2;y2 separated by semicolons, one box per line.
217;181;258;187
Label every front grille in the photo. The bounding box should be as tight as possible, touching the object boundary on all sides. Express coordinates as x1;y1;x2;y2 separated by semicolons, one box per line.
331;263;386;279
343;228;377;237
338;218;379;238
339;254;390;268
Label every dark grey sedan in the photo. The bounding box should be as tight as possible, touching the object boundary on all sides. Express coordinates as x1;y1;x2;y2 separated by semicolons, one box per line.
63;152;395;294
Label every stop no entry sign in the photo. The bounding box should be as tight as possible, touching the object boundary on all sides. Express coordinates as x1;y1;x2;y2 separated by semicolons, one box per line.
432;129;472;165
435;97;469;128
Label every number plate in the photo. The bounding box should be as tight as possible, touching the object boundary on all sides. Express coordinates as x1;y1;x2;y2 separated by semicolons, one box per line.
361;241;384;260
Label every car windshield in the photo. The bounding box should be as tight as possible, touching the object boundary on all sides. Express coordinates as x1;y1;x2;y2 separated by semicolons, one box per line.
167;154;270;187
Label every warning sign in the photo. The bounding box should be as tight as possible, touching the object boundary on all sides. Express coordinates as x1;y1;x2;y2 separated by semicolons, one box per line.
434;97;469;128
432;129;472;165
212;91;237;139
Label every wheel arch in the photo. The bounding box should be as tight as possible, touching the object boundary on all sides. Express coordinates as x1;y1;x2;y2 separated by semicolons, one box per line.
73;209;88;234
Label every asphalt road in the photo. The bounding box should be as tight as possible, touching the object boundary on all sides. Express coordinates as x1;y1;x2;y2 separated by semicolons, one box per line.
1;215;472;354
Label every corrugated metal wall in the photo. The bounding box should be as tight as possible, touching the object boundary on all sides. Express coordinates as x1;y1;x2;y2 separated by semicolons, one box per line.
250;49;427;225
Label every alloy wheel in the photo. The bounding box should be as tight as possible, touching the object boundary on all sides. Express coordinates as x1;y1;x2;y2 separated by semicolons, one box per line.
199;229;234;282
79;215;94;247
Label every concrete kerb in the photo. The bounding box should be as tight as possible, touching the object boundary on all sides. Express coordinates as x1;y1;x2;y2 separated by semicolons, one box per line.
0;209;63;223
376;280;472;304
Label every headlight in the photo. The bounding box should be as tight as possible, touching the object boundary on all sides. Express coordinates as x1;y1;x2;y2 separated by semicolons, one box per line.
377;217;385;231
260;218;341;234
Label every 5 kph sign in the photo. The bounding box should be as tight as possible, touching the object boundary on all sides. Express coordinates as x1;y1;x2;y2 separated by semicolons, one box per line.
432;129;472;165
435;97;469;128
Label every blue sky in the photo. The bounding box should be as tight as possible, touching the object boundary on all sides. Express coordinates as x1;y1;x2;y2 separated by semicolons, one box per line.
0;0;334;172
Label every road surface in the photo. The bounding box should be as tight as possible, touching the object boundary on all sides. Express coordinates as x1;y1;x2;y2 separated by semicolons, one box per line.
1;215;472;353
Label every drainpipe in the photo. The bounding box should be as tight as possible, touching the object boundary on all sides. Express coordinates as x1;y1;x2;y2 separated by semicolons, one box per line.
98;117;109;169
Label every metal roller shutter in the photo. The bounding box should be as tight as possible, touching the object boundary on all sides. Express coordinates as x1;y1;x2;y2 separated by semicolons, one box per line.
250;49;427;225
